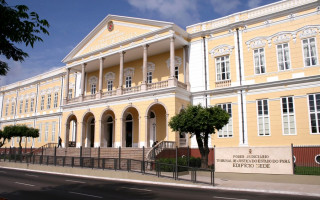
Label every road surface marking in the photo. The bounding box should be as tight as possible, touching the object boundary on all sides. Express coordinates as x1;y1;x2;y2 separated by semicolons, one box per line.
0;171;7;173
69;192;102;198
121;187;152;192
25;174;38;177
65;179;86;184
213;197;248;200
14;182;35;187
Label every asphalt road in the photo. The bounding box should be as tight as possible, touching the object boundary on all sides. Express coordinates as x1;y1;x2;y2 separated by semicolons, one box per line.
0;168;318;200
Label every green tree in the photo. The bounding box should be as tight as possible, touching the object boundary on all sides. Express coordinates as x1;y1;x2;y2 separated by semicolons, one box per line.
0;129;8;147
169;105;230;168
3;125;39;149
0;0;49;75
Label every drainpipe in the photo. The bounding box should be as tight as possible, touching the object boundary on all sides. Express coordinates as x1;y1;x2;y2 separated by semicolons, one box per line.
203;37;208;108
236;28;245;145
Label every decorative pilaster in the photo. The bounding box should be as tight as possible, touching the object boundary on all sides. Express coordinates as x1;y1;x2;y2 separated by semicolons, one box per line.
141;44;149;91
98;58;104;98
64;68;70;104
168;36;177;87
184;45;191;91
80;63;86;101
117;51;125;95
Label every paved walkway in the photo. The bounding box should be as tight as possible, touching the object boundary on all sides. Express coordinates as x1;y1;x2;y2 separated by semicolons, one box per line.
0;162;319;197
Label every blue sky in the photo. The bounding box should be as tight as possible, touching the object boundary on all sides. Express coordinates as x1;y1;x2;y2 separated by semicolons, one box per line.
1;0;278;86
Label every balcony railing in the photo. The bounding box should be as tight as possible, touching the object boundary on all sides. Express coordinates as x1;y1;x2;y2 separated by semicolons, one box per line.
215;79;231;88
123;85;141;94
147;80;168;90
66;80;188;104
102;90;116;98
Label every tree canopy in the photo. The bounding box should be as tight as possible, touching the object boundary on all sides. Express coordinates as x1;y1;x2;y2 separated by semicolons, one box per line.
0;129;8;147
169;104;230;168
0;0;49;76
3;125;39;148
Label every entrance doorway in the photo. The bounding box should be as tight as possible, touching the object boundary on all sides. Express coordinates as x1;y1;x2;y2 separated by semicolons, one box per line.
125;114;133;147
105;116;113;147
149;112;156;146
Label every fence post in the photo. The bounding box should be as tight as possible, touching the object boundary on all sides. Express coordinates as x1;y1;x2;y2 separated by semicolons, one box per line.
98;147;100;168
14;147;17;162
63;157;66;167
142;146;145;174
187;146;190;167
291;143;295;174
214;145;216;172
80;146;83;167
211;169;215;186
102;158;105;170
54;147;57;166
175;146;178;180
118;146;121;170
9;147;11;162
71;157;74;168
4;147;6;162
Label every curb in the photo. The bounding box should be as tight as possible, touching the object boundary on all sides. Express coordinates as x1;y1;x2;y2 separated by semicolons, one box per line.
1;166;320;198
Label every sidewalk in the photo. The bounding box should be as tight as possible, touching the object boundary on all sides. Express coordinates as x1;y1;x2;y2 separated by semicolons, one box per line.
0;162;319;197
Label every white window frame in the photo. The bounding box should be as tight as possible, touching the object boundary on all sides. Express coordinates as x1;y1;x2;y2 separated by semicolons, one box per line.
54;92;58;108
52;122;56;142
147;71;152;84
11;102;14;115
5;104;8;116
47;94;51;109
253;48;266;74
281;96;296;135
38;123;42;142
125;76;132;88
68;89;73;99
25;99;29;113
217;103;233;138
30;98;34;112
107;80;113;91
302;37;318;67
91;83;96;95
276;43;291;71
19;100;23;114
308;93;320;134
215;55;230;81
256;99;270;136
40;96;45;110
45;122;49;142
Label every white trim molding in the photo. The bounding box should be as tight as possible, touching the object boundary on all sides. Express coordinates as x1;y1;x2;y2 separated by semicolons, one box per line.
209;44;234;57
124;67;135;77
166;56;182;68
105;72;115;81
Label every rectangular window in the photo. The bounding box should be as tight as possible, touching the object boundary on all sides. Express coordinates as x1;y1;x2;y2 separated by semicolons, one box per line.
52;122;56;142
19;100;23;114
40;96;45;110
125;76;132;88
175;66;179;80
282;97;296;135
91;84;96;94
54;92;58;108
147;71;152;83
47;94;51;109
257;99;270;136
25;99;29;113
308;93;320;134
303;38;318;67
68;89;72;99
107;80;113;91
30;98;34;112
217;103;233;137
5;104;8;116
45;122;49;142
277;43;290;70
254;48;266;74
216;55;230;81
38;123;42;142
11;102;14;115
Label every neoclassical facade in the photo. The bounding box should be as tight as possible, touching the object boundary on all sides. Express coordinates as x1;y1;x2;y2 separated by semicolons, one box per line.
1;0;320;149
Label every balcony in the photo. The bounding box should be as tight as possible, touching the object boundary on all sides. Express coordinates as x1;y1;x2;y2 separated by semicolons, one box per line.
67;80;188;104
215;80;231;88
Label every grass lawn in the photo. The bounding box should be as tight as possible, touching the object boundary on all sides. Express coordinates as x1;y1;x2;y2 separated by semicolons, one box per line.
295;166;320;175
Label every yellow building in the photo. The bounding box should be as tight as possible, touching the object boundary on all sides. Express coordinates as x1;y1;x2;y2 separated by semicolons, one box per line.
1;0;320;149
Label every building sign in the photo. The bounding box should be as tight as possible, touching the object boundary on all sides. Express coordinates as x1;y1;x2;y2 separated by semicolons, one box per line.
215;146;293;174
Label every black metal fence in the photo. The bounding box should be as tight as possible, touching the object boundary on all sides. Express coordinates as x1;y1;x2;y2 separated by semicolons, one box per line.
0;147;214;186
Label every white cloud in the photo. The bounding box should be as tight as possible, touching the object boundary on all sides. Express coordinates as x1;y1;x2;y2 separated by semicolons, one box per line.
127;0;200;27
248;0;263;8
210;0;241;16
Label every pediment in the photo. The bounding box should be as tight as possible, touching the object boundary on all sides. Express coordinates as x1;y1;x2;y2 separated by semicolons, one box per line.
63;15;172;63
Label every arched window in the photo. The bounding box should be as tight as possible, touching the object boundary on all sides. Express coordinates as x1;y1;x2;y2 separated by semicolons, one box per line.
91;83;96;94
107;116;113;122
89;76;98;95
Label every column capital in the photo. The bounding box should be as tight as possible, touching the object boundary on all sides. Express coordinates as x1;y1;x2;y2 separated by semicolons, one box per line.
170;36;175;41
143;44;149;49
119;51;126;55
99;57;105;62
81;63;87;68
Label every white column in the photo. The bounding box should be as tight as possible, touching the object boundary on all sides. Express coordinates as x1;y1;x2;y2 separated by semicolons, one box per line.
170;36;175;78
80;63;86;100
117;51;125;95
184;45;191;91
141;44;149;91
99;57;104;98
64;68;70;104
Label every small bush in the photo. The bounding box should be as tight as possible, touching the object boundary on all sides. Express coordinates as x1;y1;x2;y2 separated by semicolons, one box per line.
156;156;201;172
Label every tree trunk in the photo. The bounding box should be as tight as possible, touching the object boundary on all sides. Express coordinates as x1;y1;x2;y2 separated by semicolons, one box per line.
195;132;210;168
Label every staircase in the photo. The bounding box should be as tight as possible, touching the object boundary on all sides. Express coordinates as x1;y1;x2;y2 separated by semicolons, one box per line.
146;140;175;161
